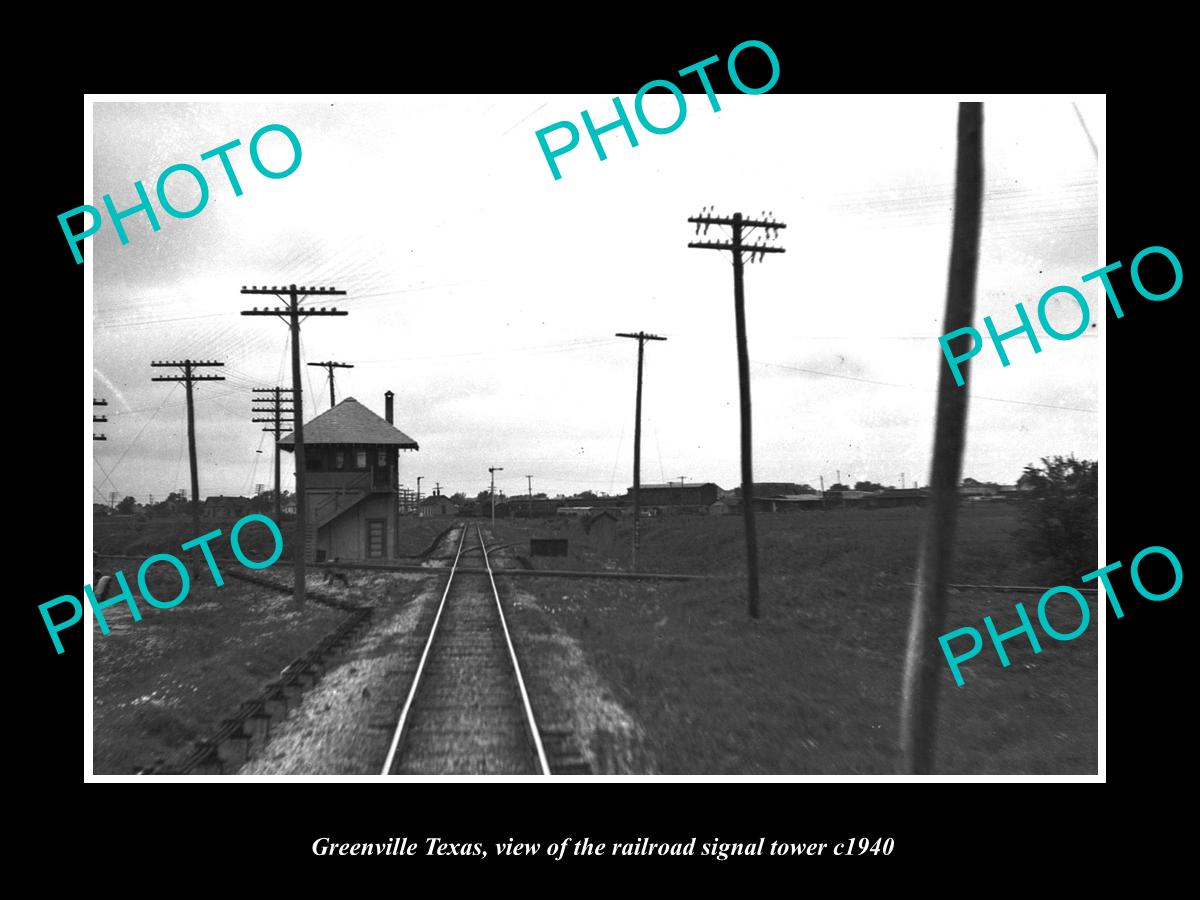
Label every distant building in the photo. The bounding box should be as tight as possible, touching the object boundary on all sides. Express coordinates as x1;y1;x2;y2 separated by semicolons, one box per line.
512;497;560;518
959;477;999;499
203;495;251;520
631;482;721;508
758;493;824;512
733;482;806;499
279;393;418;563
868;488;929;508
419;494;459;517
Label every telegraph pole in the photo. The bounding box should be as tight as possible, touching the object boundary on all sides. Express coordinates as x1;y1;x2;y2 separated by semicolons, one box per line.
900;103;984;774
252;386;295;524
688;208;786;618
616;331;667;571
150;360;225;531
241;284;347;610
93;398;108;441
307;360;354;409
527;475;534;518
489;466;504;527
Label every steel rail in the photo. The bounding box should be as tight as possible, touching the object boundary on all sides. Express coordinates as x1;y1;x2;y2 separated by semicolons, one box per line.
380;524;468;775
476;524;551;776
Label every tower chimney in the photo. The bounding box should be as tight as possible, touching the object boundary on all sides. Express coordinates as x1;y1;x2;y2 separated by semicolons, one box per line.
385;390;394;424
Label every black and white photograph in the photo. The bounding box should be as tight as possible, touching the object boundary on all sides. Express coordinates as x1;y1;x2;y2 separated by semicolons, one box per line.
81;91;1106;779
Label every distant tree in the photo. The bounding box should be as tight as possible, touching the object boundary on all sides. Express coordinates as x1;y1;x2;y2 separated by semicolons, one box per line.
829;483;850;492
794;484;816;494
116;496;138;514
532;492;548;500
1016;455;1098;576
449;492;467;505
854;480;886;492
576;490;598;500
476;490;492;504
93;502;112;517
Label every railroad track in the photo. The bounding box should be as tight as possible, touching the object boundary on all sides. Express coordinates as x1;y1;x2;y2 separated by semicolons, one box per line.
382;523;551;775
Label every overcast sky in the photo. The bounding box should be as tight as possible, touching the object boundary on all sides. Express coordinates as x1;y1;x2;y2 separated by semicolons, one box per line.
89;95;1101;503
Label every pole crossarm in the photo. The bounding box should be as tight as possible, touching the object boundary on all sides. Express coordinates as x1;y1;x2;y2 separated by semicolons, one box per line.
687;242;785;253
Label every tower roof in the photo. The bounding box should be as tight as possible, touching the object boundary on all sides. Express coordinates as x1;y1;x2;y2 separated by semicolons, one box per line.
279;397;419;449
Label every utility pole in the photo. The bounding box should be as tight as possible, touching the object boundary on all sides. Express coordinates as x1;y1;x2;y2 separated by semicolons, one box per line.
150;359;225;531
688;208;786;618
901;472;906;490
417;475;424;511
93;398;108;441
900;103;984;774
615;331;667;572
435;481;441;497
307;360;354;409
252;386;295;524
489;466;504;528
527;475;533;518
241;284;347;610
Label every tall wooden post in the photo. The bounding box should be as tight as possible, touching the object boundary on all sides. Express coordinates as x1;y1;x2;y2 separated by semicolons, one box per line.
899;103;985;773
616;331;666;571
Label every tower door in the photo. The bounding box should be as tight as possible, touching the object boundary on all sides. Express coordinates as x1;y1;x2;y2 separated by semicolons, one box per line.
366;518;387;559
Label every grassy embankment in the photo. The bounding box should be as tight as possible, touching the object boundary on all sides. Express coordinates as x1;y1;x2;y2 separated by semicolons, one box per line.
90;516;445;773
487;505;1097;774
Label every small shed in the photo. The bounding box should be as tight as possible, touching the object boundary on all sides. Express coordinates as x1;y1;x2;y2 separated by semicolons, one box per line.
419;494;459;517
202;495;251;520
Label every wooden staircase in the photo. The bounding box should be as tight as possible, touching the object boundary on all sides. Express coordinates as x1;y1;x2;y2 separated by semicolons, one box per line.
305;472;374;564
311;472;372;528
